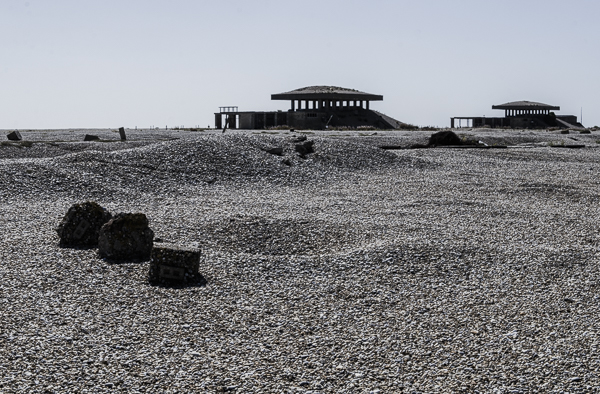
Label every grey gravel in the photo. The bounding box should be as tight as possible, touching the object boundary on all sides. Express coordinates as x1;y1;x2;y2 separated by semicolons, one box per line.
1;128;600;393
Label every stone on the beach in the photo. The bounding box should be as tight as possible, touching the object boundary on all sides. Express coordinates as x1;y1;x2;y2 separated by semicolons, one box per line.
84;134;100;141
428;131;462;146
56;201;112;247
560;129;570;135
118;127;126;140
264;147;284;156
148;244;205;286
292;135;307;143
295;140;314;156
98;213;154;261
7;131;22;141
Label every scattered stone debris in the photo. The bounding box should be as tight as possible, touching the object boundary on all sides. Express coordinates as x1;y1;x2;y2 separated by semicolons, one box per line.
98;213;154;261
295;140;315;157
84;134;100;141
428;130;462;146
292;135;307;143
263;147;284;156
7;131;22;141
56;201;112;247
148;244;206;286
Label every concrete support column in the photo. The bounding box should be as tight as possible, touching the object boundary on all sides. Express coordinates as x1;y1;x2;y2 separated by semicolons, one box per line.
366;101;370;110
451;118;455;128
215;114;222;129
291;100;295;111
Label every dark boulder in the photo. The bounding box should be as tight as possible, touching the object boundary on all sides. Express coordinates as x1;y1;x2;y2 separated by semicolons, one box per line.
264;147;284;156
98;213;154;261
56;201;112;247
295;140;315;156
84;134;100;141
118;127;126;140
7;131;22;141
428;131;462;146
291;135;307;143
148;244;206;286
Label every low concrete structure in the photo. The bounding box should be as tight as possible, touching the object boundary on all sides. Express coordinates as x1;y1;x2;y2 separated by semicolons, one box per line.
451;101;583;129
215;86;407;130
148;244;205;286
7;131;22;141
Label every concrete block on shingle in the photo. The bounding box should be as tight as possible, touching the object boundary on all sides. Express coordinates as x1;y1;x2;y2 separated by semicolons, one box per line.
148;244;205;286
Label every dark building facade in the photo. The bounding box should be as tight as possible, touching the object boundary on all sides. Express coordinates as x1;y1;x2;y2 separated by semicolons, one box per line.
451;101;583;129
215;86;407;130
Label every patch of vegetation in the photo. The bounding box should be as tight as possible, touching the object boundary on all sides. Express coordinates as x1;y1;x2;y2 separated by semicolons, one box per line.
458;135;486;146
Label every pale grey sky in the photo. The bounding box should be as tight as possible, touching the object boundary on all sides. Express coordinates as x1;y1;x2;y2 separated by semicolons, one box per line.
1;0;599;129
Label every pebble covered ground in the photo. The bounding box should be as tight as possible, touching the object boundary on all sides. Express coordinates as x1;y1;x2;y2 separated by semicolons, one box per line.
1;128;600;393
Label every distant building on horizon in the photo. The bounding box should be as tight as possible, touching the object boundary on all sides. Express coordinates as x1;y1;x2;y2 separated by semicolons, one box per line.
451;101;583;129
215;86;407;130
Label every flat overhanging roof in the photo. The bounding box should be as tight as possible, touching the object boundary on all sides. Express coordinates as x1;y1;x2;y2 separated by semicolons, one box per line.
272;85;383;101
492;100;559;111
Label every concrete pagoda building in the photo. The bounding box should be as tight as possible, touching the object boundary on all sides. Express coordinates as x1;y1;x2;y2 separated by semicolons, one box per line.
451;100;583;129
215;86;407;130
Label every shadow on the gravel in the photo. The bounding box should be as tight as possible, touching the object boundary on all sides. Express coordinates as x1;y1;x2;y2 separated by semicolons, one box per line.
100;256;149;265
148;273;208;289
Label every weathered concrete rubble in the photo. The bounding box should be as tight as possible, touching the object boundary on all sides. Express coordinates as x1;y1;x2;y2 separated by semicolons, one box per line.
56;201;112;247
148;244;205;286
98;212;154;261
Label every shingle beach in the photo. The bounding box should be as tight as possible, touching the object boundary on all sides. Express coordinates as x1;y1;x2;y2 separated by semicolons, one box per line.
1;128;600;393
